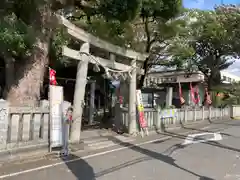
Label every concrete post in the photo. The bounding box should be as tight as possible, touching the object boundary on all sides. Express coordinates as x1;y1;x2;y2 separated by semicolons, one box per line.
156;107;162;131
89;81;96;125
184;108;187;122
188;90;191;106
202;106;205;120
128;59;137;135
166;87;173;107
194;106;196;121
70;43;89;143
209;106;212;120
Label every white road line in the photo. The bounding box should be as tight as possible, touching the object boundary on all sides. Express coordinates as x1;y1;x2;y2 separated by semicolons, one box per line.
0;127;215;179
182;132;223;145
0;136;171;179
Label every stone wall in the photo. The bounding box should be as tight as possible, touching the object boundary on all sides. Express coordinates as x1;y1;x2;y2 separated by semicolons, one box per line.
0;100;50;155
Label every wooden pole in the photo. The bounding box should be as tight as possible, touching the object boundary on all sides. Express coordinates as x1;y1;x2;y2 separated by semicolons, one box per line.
70;43;89;143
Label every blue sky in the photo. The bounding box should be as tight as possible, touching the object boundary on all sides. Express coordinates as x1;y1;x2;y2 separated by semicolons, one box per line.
183;0;240;76
183;0;240;10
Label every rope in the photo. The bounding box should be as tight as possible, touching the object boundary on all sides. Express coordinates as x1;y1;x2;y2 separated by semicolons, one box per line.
79;52;137;79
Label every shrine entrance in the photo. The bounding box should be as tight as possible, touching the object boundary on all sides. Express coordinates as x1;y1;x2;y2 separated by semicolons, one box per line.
53;64;119;131
57;15;148;142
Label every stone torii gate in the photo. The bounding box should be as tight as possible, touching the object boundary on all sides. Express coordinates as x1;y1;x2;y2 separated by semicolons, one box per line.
58;15;148;143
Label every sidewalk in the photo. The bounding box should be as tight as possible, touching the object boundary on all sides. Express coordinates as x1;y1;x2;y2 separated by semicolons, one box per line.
0;118;232;165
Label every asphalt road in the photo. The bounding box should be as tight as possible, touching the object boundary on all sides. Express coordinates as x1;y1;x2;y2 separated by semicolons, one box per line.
1;120;240;180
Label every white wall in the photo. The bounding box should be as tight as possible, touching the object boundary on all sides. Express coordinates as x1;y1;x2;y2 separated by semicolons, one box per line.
221;71;240;84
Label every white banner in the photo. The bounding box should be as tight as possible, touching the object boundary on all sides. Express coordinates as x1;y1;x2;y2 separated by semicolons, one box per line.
50;85;64;148
136;90;144;108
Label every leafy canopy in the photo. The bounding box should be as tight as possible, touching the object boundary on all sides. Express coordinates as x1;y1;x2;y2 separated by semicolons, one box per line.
165;7;240;87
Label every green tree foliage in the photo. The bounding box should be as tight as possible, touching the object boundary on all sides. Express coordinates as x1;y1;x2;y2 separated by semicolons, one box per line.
0;13;34;59
0;0;182;105
50;0;183;90
167;7;240;89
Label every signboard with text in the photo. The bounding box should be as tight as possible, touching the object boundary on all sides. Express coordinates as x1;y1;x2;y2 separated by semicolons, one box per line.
136;90;147;128
159;109;177;118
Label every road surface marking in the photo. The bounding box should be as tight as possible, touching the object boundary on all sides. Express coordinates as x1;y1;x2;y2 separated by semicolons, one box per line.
182;132;223;145
0;136;172;179
0;127;216;179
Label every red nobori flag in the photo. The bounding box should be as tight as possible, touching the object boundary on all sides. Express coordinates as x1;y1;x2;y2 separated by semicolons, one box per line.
49;67;57;85
190;82;200;104
178;82;185;104
205;88;212;105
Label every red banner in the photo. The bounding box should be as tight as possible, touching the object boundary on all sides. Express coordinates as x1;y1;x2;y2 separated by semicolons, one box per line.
138;110;147;128
49;68;57;85
178;82;185;104
190;83;200;104
205;88;212;105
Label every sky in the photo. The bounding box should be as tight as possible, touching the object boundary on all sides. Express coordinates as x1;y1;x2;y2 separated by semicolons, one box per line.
183;0;240;10
183;0;240;76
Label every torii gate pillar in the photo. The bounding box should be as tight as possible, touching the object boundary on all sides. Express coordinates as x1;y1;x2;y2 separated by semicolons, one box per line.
70;43;89;143
128;59;137;135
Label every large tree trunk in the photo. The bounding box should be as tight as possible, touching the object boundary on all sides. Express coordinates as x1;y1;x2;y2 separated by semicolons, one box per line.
138;58;148;89
7;3;52;106
7;38;49;106
137;18;151;89
3;55;15;99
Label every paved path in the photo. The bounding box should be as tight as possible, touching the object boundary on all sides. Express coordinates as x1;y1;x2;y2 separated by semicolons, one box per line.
1;120;240;180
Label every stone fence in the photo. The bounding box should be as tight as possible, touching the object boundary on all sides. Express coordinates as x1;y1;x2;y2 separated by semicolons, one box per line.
120;106;231;133
0;102;233;156
231;105;240;118
0;105;49;155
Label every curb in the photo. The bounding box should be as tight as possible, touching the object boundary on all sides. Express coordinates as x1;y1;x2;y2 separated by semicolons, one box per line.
231;117;240;120
0;144;49;164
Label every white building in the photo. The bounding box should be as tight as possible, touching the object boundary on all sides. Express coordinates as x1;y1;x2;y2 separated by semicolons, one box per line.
220;71;240;84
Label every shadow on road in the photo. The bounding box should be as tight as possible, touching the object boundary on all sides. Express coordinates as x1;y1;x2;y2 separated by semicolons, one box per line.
63;154;155;179
95;156;152;178
60;120;239;179
106;136;214;180
61;154;96;180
